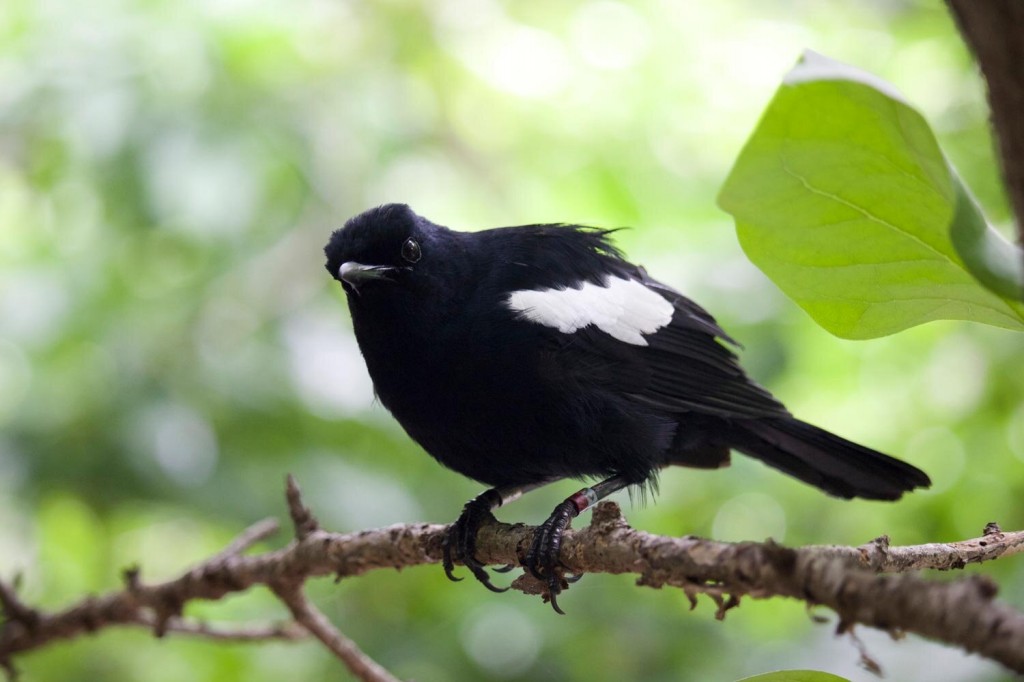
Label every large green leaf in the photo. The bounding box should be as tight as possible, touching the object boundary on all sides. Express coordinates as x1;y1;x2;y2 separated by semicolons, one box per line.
718;51;1024;339
736;671;850;682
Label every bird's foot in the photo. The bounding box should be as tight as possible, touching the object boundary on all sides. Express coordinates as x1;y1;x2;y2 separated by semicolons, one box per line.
442;491;508;593
523;499;582;614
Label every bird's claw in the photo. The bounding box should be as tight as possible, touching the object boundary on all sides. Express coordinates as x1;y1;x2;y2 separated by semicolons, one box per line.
523;500;581;614
444;493;585;611
442;494;508;593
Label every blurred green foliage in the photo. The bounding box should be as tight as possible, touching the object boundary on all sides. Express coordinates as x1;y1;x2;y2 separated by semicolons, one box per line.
0;1;1021;681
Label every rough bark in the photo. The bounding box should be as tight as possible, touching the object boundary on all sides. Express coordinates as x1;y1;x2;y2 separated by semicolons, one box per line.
3;479;1024;678
947;0;1024;243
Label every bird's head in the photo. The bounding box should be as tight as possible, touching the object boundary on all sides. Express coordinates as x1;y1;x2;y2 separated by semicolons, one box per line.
325;203;441;298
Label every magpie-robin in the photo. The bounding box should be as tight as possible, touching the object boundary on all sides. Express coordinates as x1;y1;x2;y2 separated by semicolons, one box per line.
324;203;930;612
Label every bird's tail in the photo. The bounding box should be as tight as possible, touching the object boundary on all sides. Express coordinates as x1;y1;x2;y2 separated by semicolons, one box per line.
733;418;930;500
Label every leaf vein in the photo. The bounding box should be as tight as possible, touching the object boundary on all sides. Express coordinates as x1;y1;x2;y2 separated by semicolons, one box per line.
778;155;953;263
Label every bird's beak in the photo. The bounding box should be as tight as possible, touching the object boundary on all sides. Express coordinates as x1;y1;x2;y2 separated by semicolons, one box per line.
338;262;396;292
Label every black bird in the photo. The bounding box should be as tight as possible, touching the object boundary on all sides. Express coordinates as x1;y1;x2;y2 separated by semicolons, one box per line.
324;203;930;612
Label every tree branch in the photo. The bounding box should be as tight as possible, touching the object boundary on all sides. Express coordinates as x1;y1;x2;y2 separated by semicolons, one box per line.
946;0;1024;243
3;479;1024;677
271;581;400;682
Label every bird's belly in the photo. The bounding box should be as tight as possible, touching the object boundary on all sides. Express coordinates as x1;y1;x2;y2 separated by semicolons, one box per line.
376;368;673;488
377;378;558;486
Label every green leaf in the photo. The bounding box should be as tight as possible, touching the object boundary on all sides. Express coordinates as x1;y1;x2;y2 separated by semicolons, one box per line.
735;671;850;682
718;50;1024;338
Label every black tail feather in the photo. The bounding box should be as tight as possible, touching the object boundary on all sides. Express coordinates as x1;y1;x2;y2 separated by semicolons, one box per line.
734;418;931;501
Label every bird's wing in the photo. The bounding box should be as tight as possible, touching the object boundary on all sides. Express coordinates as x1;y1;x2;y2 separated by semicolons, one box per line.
548;270;790;419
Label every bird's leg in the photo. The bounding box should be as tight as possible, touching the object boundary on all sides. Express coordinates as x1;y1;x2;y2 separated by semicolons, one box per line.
443;488;504;591
443;480;554;592
524;474;631;614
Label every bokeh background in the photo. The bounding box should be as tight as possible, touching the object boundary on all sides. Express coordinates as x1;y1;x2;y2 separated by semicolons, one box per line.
2;0;1022;680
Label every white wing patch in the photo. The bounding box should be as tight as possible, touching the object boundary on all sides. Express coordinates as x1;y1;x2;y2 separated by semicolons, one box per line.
505;276;674;346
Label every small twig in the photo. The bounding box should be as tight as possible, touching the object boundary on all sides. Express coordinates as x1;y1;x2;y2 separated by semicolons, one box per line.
807;525;1024;572
286;474;320;541
273;582;401;682
0;582;37;631
208;518;281;565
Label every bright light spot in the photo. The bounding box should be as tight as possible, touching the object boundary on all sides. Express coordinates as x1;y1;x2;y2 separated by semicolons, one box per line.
433;0;506;34
0;269;70;347
367;154;464;220
461;604;541;678
699;255;783;324
890;38;965;115
710;20;813;112
145;132;260;238
456;25;572;98
282;310;375;417
921;335;987;418
141;27;212;102
785;49;907;104
64;85;136;159
303;456;423;528
356;75;439;138
135;403;219;487
903;427;965;494
712;492;787;542
570;1;651;70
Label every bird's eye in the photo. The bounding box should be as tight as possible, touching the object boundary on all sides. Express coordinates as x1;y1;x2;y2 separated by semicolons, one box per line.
401;237;422;264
